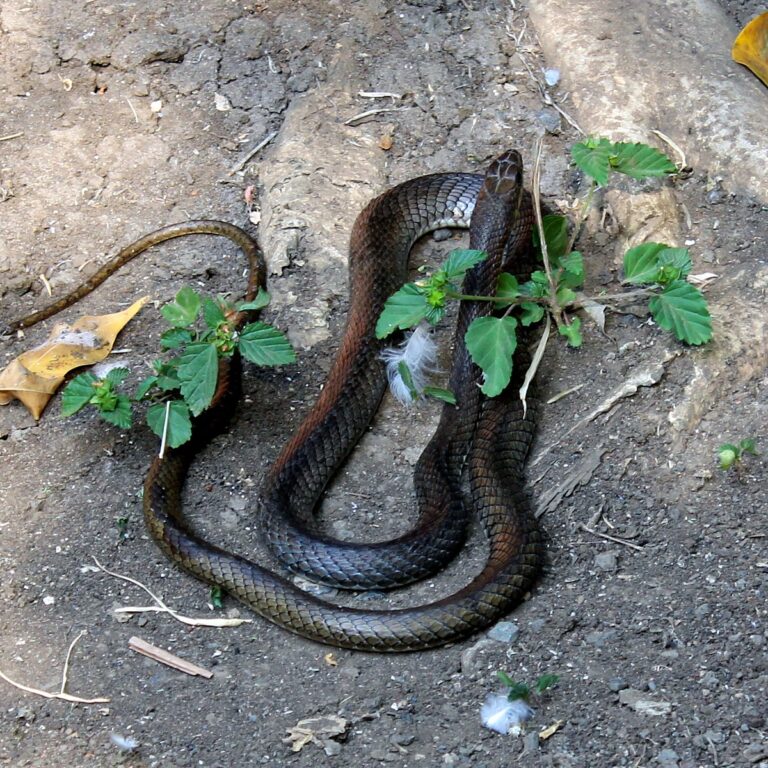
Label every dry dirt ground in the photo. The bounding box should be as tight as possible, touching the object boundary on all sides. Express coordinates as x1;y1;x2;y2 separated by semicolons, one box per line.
0;2;766;767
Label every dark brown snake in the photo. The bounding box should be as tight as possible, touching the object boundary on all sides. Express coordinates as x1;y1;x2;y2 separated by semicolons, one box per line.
9;150;542;652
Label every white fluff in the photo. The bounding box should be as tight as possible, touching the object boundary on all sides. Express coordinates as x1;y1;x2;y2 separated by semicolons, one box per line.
110;733;140;751
480;693;535;734
380;323;438;405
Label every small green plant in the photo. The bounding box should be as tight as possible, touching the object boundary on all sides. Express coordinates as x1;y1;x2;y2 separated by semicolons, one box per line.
209;585;224;609
115;515;130;541
718;438;758;471
376;138;713;398
62;286;295;447
497;671;560;702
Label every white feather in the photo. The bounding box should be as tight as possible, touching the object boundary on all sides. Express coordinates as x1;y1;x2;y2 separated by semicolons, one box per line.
480;693;535;734
380;322;438;405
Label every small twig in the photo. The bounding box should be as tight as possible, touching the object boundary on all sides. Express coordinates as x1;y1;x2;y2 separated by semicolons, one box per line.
128;636;213;678
92;557;251;627
578;523;643;551
343;107;412;126
651;130;687;169
124;97;139;124
158;400;171;459
546;383;584;404
227;131;278;176
38;273;53;297
0;632;109;704
520;314;550;417
358;90;404;100
0;132;23;142
59;630;86;695
566;181;596;255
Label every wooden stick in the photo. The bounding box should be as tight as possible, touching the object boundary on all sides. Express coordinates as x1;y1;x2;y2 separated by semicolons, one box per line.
128;636;213;679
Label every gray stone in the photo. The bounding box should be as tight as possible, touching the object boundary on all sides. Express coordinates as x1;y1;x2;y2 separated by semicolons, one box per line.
608;677;628;692
536;108;561;135
487;621;520;643
619;688;672;716
594;551;619;572
655;748;680;767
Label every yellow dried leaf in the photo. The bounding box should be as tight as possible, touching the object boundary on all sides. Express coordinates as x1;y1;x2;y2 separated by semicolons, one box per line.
0;296;148;419
539;719;564;740
378;134;394;150
732;12;768;86
323;652;338;666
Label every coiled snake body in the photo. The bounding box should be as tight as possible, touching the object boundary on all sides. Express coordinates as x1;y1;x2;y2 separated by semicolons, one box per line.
12;150;542;652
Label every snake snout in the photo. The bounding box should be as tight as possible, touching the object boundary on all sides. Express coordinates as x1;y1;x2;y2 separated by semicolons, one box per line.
483;149;523;198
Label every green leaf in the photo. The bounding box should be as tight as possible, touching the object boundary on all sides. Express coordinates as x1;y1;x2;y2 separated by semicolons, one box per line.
161;286;201;328
104;367;130;386
495;273;520;304
559;316;582;347
375;283;430;338
423;386;456;405
397;361;420;401
718;446;737;470
202;297;227;329
559;251;585;289
61;373;98;417
739;438;758;455
99;396;132;429
161;327;194;350
443;249;487;281
571;137;613;185
623;242;668;284
465;316;518;397
238;322;297;367
497;671;516;689
656;247;692;284
519;301;545;326
146;400;193;448
152;359;182;391
177;342;219;416
506;682;531;702
555;286;577;306
210;585;224;609
534;214;569;261
610;142;677;180
237;287;271;312
648;281;712;345
534;674;560;694
134;376;158;401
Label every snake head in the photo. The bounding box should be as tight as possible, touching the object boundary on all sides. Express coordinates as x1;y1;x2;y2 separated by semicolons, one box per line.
482;150;524;200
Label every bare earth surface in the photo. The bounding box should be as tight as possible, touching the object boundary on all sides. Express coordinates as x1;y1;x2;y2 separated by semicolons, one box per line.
0;2;766;767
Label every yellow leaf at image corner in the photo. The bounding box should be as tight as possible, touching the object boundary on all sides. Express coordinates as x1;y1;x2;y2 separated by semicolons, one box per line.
732;11;768;87
0;296;149;419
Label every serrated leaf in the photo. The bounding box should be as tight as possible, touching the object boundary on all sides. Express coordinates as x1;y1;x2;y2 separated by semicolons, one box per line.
61;372;98;417
423;386;456;405
134;376;158;401
375;283;429;338
465;316;518;397
519;301;545;326
397;360;419;401
238;322;296;366
495;273;520;304
610;142;677;179
177;342;219;416
237;287;271;312
739;438;758;455
161;327;194;350
147;400;193;448
506;682;531;702
559;316;582;347
556;286;577;306
104;367;130;386
202;297;227;329
571;138;613;185
443;248;487;281
161;286;201;328
497;671;516;688
559;251;584;289
535;674;560;694
648;281;712;345
100;396;132;429
623;242;667;284
534;214;569;261
656;247;692;283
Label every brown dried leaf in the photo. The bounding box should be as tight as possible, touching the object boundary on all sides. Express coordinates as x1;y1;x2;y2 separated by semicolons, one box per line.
283;715;348;752
378;134;393;150
0;296;148;419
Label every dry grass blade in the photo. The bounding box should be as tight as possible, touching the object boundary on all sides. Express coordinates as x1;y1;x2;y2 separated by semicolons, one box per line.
128;636;213;678
92;557;252;627
520;315;550;417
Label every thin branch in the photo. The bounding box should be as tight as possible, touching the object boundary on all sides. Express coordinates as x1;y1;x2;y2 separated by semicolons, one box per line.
578;523;643;551
92;557;251;628
59;630;86;695
227;131;278;176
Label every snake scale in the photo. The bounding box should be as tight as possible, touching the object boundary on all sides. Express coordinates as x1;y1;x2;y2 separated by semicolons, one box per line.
10;150;542;652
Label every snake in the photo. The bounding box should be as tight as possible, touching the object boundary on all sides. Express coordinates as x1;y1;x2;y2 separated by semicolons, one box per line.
9;150;543;652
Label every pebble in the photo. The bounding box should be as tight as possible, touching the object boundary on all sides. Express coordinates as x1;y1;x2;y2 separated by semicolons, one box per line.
369;748;399;762
536;108;561;135
460;637;496;675
391;732;416;747
323;739;343;757
487;621;519;643
618;688;672;716
654;748;680;767
585;629;618;648
694;603;710;618
522;731;540;754
608;677;628;692
594;551;619;572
